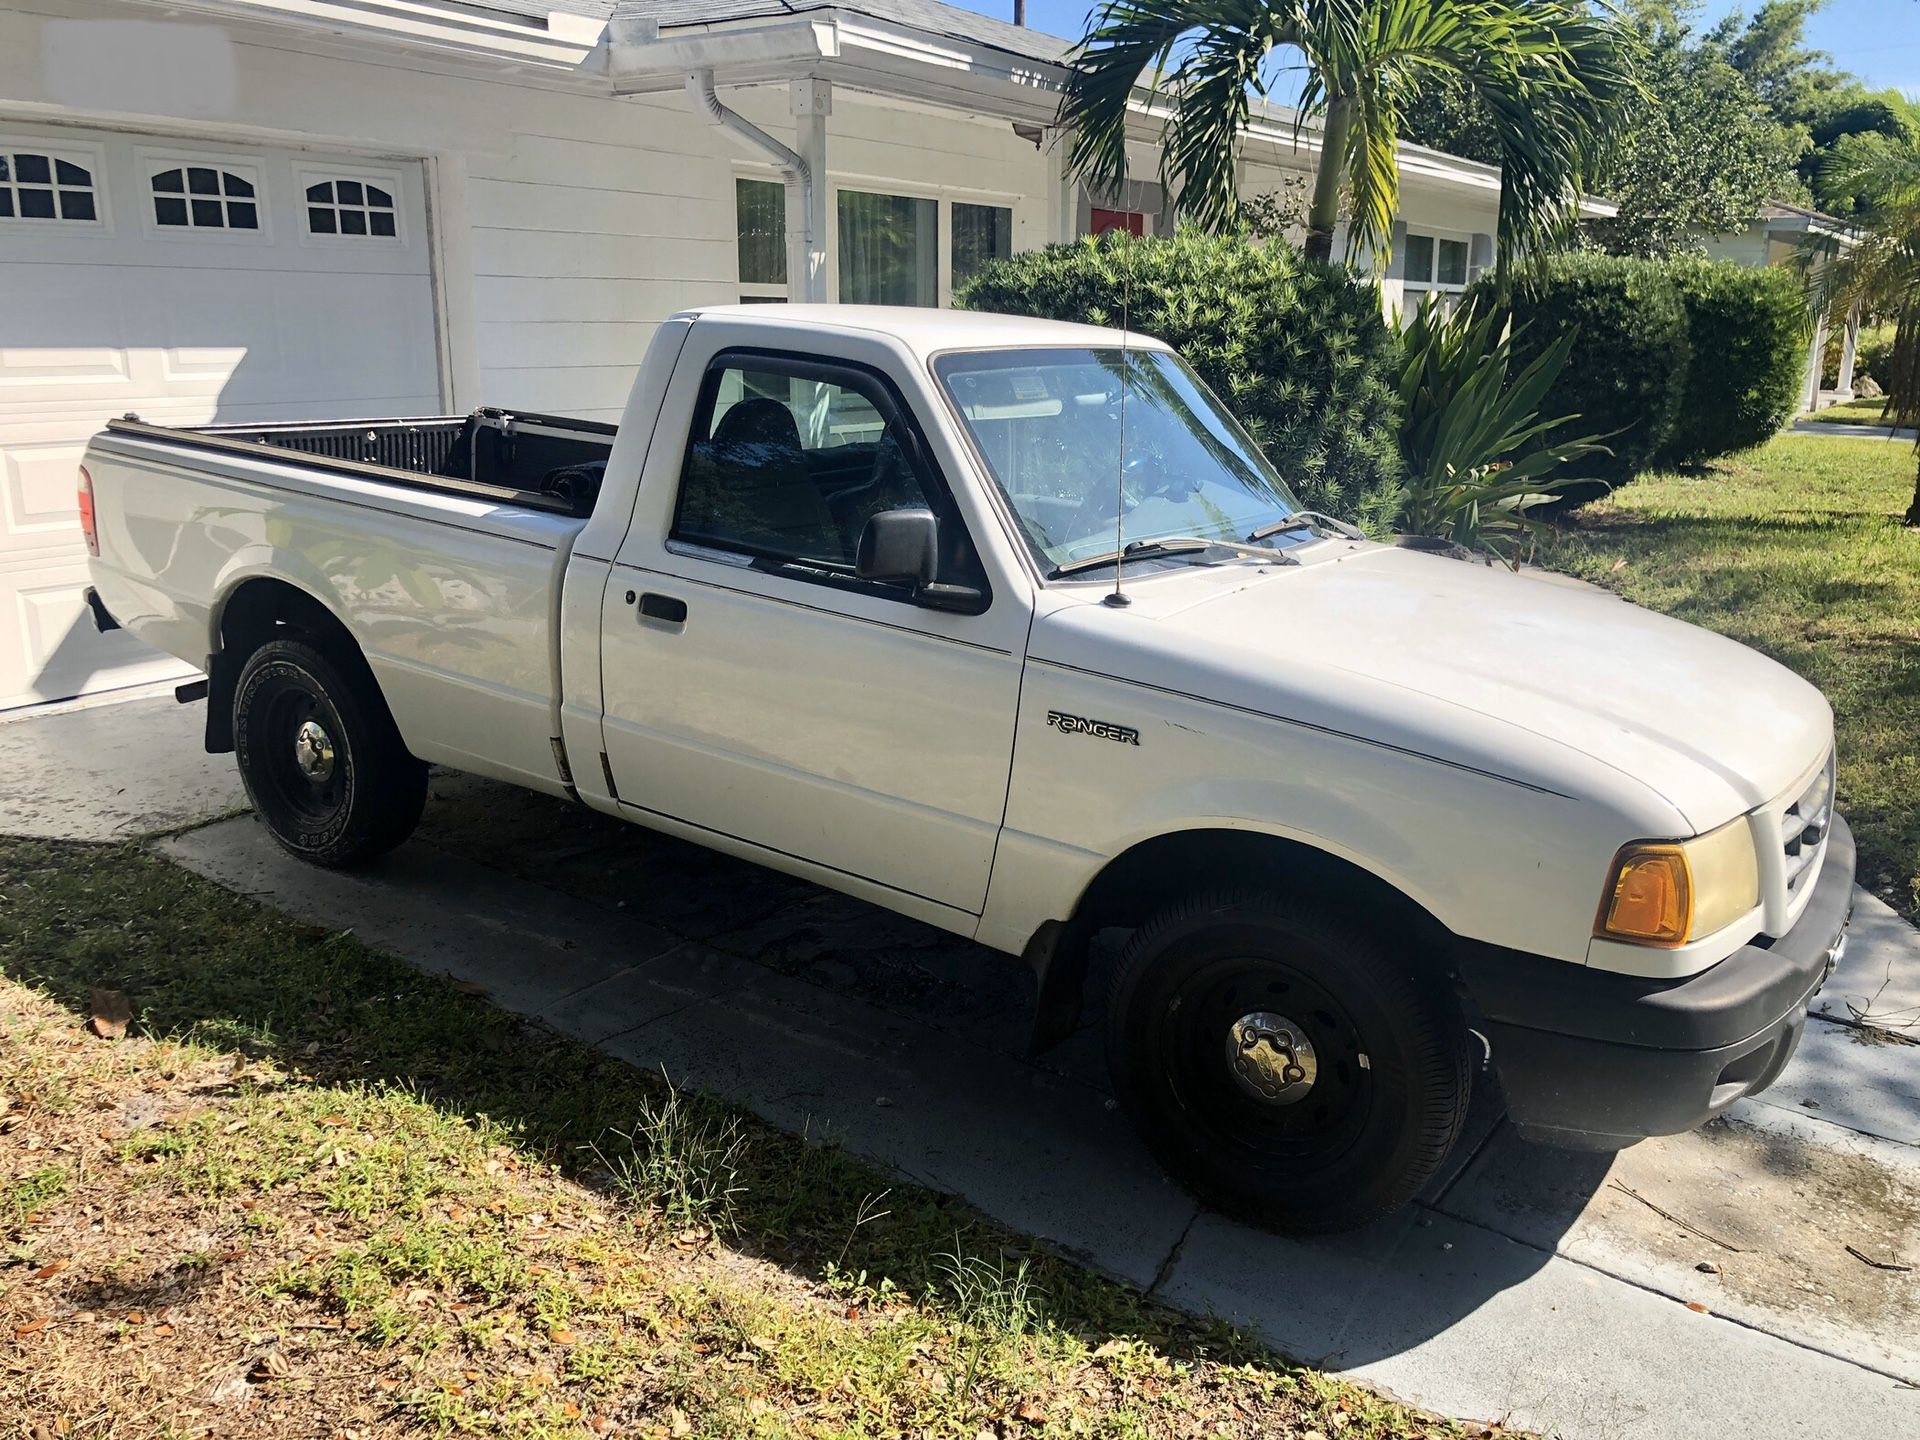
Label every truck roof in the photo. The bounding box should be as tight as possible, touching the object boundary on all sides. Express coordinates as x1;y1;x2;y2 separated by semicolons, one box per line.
673;304;1168;360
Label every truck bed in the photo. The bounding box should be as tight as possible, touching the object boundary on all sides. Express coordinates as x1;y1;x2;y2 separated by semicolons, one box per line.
105;408;616;519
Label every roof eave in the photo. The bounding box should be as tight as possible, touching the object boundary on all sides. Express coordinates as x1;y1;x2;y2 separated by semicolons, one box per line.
146;0;607;68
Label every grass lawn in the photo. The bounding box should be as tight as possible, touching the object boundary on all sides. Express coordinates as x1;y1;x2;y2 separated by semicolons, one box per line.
0;835;1463;1440
1801;397;1912;430
1545;433;1920;922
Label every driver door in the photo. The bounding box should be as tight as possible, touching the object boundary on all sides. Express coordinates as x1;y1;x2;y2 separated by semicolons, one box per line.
598;346;1026;920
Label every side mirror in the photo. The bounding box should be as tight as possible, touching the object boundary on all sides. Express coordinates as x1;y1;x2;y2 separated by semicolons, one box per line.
856;506;938;586
855;507;988;615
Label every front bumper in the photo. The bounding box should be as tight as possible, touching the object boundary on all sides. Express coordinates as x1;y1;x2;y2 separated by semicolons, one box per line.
1458;813;1856;1150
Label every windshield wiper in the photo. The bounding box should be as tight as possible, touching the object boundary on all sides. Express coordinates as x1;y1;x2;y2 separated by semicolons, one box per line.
1050;536;1219;578
1247;510;1366;543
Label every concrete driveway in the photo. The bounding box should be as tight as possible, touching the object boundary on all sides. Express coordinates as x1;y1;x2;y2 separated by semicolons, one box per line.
5;691;1918;1439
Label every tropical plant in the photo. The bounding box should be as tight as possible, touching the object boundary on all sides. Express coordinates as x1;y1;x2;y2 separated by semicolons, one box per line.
1814;129;1920;522
1057;0;1636;270
1394;297;1609;563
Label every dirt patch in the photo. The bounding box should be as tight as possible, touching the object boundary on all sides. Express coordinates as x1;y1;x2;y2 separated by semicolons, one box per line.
1600;1116;1920;1333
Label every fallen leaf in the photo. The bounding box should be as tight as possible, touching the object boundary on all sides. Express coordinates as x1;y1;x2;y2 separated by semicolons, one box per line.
317;1115;348;1128
153;1323;175;1337
550;1328;576;1345
1685;1301;1710;1314
1696;1261;1722;1275
248;1349;292;1383
89;988;132;1040
33;1260;67;1280
14;1318;49;1339
590;1419;614;1436
1014;1399;1048;1424
670;1409;692;1438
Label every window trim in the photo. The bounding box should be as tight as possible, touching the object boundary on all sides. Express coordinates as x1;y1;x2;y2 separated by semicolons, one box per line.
139;150;271;242
0;136;108;231
294;162;408;247
669;346;991;614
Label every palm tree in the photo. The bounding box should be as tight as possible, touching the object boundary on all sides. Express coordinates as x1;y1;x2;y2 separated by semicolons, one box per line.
1058;0;1636;270
1817;131;1920;523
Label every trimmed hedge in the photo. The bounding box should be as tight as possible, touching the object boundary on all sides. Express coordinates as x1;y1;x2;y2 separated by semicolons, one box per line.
957;230;1406;531
1478;253;1692;494
1660;259;1809;464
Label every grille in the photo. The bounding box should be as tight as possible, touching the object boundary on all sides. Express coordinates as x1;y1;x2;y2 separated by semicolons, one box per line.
1780;754;1835;896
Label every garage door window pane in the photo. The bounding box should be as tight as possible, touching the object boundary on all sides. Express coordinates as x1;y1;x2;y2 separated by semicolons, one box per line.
1;150;99;226
838;190;937;306
952;202;1012;292
151;164;263;230
303;176;399;240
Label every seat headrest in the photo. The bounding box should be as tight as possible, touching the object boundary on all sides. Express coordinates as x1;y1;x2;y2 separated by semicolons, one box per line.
711;397;803;459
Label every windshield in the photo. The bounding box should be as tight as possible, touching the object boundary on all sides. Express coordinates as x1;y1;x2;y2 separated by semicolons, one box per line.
933;347;1302;573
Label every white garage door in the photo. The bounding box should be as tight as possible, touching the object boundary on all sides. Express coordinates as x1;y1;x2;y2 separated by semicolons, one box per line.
0;124;441;710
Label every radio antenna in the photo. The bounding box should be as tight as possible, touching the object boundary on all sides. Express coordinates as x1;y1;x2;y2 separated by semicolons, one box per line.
1103;177;1133;610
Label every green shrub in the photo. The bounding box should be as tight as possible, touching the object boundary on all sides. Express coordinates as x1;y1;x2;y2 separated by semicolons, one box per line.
957;230;1405;530
1474;252;1691;495
1660;258;1810;464
1857;323;1897;385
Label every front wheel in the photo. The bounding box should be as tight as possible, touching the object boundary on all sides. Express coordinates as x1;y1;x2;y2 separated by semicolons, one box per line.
1106;891;1471;1232
233;637;426;868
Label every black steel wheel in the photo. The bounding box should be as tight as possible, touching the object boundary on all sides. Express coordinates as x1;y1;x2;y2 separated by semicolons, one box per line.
1106;891;1470;1232
233;637;425;868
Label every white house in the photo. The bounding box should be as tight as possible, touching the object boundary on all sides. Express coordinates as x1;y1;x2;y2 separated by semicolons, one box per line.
0;0;1521;709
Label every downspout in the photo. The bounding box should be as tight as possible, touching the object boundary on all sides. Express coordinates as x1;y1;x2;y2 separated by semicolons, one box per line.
687;69;815;296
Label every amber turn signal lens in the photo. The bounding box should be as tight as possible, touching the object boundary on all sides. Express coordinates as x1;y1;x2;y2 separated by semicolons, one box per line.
1597;845;1692;946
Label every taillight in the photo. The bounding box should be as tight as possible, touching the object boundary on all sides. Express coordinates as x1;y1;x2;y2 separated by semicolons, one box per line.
77;464;99;556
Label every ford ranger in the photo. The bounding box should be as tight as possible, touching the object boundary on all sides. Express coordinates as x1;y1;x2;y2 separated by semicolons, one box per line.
80;305;1855;1231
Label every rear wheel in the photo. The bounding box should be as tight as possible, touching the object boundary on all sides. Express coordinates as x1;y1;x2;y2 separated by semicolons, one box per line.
1106;891;1470;1232
233;637;425;868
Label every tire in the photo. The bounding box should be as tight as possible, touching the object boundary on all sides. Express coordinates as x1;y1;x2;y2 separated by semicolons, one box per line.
1106;890;1470;1233
232;637;426;868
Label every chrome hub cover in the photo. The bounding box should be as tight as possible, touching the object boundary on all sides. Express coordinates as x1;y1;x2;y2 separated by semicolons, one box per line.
1226;1010;1318;1105
293;719;336;782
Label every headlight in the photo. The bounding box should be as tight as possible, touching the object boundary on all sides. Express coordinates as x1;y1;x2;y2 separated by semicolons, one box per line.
1595;818;1760;948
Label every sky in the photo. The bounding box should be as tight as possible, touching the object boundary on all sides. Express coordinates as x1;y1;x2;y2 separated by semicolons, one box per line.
948;0;1920;96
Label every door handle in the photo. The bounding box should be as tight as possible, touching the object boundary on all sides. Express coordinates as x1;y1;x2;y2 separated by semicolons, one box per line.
637;592;688;625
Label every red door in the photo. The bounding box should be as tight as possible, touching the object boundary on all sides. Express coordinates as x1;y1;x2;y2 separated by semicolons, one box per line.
1089;207;1145;236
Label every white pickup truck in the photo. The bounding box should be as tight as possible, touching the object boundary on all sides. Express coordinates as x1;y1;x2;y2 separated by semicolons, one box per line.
81;305;1854;1231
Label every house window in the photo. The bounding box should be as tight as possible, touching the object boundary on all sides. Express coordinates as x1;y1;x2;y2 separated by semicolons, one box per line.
952;202;1012;292
1089;207;1145;237
152;166;258;230
306;178;397;237
1402;231;1470;309
736;177;787;302
0;151;97;223
838;190;937;307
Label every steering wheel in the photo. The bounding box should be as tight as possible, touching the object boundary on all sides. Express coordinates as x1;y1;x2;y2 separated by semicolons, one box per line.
1074;451;1181;527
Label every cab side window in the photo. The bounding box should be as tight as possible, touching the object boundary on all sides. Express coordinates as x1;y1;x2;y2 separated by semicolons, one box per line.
672;355;981;597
